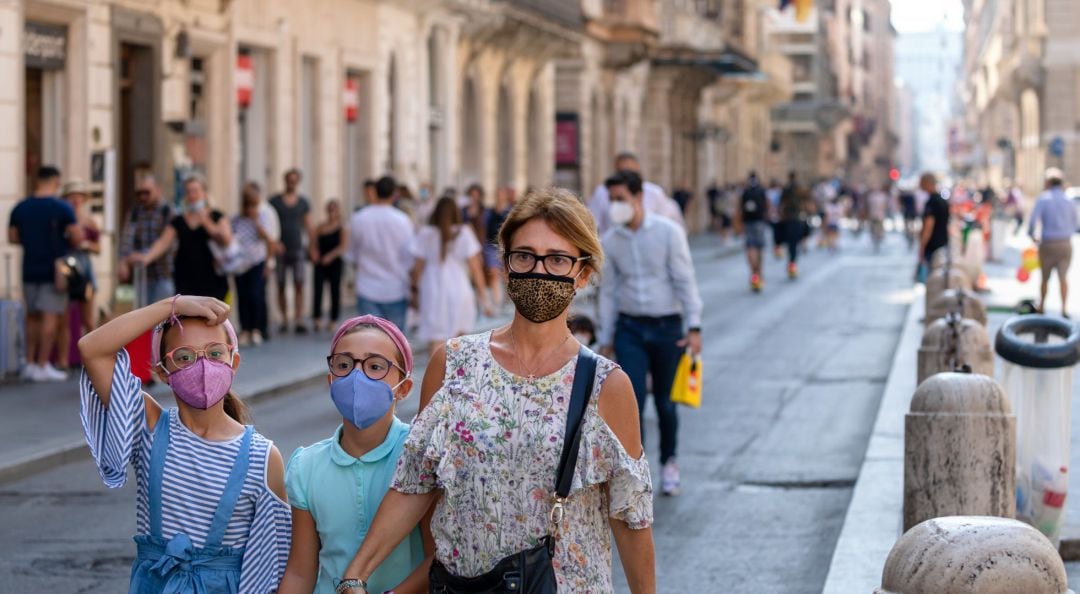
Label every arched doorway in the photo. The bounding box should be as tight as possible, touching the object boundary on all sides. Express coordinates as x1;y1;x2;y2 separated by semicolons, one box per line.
497;82;514;189
1019;88;1041;191
386;54;398;175
428;30;445;189
526;85;545;189
461;74;482;185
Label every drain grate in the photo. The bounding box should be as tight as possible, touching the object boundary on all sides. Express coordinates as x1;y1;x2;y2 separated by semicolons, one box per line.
738;478;856;491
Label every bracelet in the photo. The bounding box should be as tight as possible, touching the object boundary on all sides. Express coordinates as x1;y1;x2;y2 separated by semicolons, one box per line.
335;578;369;594
167;294;185;331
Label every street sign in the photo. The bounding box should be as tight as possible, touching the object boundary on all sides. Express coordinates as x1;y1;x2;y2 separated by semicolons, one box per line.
344;78;359;123
236;54;254;109
1050;136;1065;158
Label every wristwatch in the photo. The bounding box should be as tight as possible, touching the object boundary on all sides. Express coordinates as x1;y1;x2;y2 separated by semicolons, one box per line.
335;578;369;594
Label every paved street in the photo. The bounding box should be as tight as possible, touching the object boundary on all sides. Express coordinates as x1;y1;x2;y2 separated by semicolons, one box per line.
0;230;914;593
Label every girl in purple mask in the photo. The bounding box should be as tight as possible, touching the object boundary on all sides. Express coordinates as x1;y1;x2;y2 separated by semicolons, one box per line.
279;316;429;594
78;294;291;593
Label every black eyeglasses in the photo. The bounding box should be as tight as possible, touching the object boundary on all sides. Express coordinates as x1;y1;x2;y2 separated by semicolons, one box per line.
505;251;590;277
326;353;404;380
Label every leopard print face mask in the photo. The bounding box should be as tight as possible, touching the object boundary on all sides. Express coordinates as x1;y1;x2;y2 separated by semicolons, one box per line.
506;272;577;323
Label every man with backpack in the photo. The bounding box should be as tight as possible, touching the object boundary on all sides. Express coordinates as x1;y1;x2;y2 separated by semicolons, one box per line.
735;172;770;292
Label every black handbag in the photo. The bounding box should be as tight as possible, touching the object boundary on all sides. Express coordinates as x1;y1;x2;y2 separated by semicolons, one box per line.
429;346;599;594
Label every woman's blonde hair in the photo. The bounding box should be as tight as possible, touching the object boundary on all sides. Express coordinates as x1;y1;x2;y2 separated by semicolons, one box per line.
498;187;604;273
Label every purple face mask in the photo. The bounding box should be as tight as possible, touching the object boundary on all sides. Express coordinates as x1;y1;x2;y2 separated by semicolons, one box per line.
166;358;235;410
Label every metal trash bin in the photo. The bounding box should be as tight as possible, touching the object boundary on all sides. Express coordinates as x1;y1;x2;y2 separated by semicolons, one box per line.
995;315;1080;545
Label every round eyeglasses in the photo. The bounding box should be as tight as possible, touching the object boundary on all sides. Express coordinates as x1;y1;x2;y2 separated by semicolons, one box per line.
505;251;590;277
161;343;233;372
326;353;405;380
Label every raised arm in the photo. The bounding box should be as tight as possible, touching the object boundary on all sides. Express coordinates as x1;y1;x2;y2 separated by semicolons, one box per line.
78;295;230;408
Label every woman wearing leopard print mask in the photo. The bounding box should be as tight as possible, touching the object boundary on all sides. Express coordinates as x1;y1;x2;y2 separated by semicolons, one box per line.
340;187;656;594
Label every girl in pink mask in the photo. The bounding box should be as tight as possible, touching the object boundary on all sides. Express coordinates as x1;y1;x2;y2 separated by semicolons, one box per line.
279;316;430;594
78;294;291;594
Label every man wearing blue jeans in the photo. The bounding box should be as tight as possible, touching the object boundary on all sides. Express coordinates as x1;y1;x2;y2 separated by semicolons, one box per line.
346;175;414;331
598;170;703;496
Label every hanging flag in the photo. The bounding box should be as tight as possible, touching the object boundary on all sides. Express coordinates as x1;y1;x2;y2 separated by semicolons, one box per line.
795;0;813;21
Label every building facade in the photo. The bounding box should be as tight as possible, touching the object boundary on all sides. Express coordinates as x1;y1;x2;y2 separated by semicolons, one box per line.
2;0;802;302
959;0;1080;196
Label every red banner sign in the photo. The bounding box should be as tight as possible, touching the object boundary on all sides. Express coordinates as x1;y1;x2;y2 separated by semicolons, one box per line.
236;54;254;109
344;78;359;123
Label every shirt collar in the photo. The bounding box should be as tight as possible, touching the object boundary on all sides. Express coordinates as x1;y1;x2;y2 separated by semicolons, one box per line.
330;417;409;466
614;212;654;237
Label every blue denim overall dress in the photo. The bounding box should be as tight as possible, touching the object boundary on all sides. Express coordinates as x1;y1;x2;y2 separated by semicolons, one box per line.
128;409;253;593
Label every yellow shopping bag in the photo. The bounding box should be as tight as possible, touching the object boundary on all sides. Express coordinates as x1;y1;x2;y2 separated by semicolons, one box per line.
670;351;702;408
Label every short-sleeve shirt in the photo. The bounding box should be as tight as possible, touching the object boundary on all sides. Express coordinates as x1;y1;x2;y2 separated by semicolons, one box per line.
8;196;76;282
170;211;229;299
269;194;311;255
286;421;424;594
923;193;950;259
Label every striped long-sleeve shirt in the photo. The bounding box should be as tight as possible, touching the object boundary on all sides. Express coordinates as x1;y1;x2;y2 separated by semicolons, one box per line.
80;350;291;593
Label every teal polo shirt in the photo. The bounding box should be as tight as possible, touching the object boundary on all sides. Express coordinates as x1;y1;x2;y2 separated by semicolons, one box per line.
286;419;424;593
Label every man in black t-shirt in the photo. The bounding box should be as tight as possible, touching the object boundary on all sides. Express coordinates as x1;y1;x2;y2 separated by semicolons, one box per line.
736;172;769;291
269;168;315;334
918;173;950;264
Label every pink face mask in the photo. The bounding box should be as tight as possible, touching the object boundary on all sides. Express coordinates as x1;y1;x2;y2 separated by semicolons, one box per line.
166;358;235;410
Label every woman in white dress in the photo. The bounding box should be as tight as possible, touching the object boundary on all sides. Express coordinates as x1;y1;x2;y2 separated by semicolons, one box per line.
412;196;493;353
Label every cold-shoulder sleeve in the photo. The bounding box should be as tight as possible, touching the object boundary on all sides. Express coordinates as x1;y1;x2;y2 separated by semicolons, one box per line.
391;387;455;494
79;348;148;488
573;362;654;530
239;444;292;593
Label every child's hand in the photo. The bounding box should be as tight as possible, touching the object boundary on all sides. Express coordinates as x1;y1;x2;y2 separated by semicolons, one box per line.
172;295;231;325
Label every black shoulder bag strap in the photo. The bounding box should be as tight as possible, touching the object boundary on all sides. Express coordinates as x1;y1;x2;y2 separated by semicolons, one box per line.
550;346;598;529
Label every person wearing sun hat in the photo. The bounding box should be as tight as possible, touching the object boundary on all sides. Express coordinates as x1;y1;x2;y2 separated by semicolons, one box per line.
280;315;428;594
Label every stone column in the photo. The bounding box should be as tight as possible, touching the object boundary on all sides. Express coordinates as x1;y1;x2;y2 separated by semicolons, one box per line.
925;288;988;328
904;372;1015;532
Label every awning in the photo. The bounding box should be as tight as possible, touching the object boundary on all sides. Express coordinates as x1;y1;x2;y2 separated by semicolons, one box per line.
652;46;760;76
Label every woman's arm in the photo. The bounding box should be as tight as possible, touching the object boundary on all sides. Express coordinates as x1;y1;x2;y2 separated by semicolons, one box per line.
391;493;438;594
323;227;348;264
340;490;440;590
611;516;656;594
277;507;321;594
78;295;230;408
467;253;491;316
597;369;655;593
205;211;232;246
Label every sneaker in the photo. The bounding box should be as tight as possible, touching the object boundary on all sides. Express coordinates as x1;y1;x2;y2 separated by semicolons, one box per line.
252;330;264;346
661;460;681;496
295;324;309;335
21;363;41;382
238;331;252;347
278;323;290;335
787;262;799;279
37;362;68;382
750;274;763;293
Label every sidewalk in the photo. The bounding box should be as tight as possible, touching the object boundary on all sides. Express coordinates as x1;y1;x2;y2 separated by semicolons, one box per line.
824;230;1080;591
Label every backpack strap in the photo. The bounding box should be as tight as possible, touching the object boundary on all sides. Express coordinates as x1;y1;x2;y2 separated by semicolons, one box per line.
554;346;598;499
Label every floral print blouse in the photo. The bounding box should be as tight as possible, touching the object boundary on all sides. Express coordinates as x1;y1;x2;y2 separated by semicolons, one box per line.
392;331;653;592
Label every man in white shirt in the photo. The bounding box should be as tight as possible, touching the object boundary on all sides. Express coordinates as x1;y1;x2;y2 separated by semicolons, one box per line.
588;152;684;235
346;175;415;331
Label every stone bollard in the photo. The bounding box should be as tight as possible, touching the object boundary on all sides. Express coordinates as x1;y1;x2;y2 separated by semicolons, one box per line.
876;516;1072;594
925;287;988;328
925;266;974;314
904;372;1015;532
917;313;994;385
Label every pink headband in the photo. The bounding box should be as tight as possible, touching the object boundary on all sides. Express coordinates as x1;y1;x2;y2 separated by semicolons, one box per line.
151;316;239;365
330;315;413;375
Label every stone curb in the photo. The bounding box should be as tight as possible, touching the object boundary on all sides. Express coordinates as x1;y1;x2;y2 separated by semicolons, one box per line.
822;285;923;592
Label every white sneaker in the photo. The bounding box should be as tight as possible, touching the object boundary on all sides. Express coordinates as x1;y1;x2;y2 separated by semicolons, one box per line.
21;363;41;382
38;362;68;382
661;460;681;496
252;331;264;346
238;331;252;347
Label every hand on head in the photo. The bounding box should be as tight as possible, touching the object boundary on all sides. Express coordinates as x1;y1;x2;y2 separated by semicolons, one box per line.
172;295;231;327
